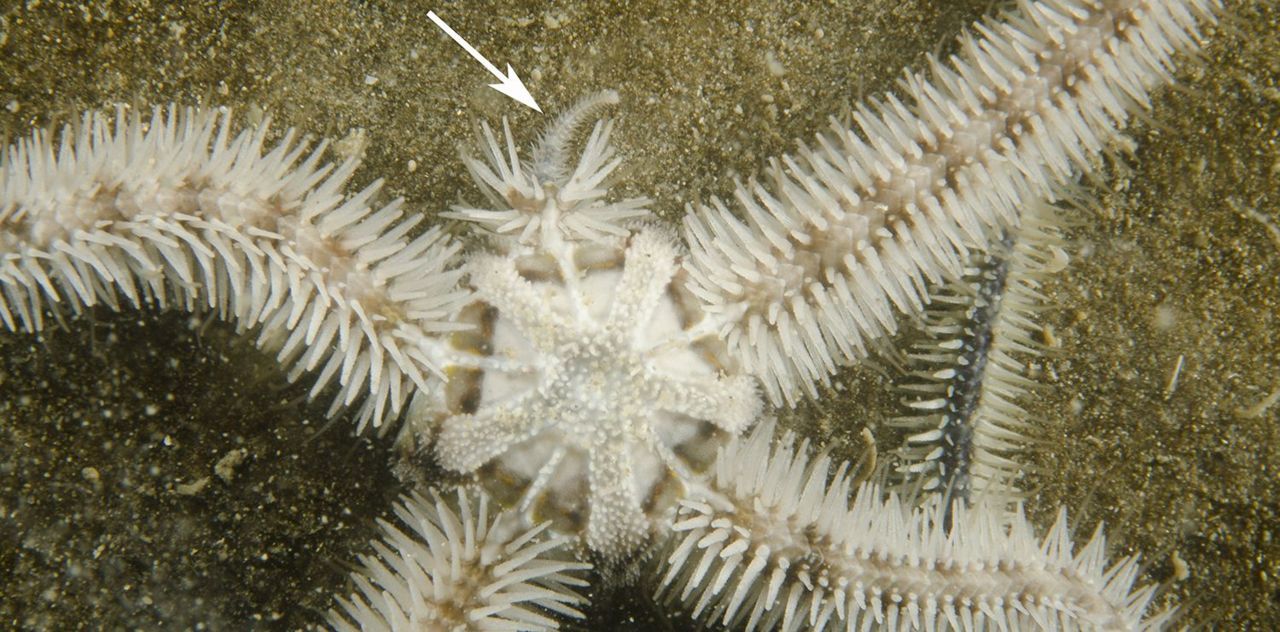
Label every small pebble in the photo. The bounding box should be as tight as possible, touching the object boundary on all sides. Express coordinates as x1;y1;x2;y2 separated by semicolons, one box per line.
175;477;211;496
214;448;248;484
765;51;785;77
1171;550;1190;581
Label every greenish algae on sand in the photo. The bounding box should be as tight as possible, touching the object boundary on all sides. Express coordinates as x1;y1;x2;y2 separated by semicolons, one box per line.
0;1;1276;628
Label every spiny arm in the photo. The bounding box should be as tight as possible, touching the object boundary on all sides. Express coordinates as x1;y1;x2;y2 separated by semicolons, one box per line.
0;106;470;432
682;0;1220;406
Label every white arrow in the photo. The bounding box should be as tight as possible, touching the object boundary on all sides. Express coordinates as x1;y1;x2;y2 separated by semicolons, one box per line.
427;10;542;112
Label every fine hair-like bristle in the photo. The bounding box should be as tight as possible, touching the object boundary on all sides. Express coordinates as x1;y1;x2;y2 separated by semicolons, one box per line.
659;419;1171;631
530;89;622;183
328;487;592;632
0;106;471;432
681;0;1219;407
446;92;651;244
890;198;1070;511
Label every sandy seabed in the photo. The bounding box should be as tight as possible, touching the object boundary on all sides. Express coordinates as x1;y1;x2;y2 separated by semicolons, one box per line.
1;1;1276;628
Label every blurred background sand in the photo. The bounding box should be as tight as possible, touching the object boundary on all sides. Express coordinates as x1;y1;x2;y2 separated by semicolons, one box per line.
1;1;1276;627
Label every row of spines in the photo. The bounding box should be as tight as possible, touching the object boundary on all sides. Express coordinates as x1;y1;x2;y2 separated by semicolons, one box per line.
0;106;470;432
681;0;1219;407
658;418;1169;631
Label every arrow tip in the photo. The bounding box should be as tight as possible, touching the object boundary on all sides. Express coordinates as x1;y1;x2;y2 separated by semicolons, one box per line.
489;64;542;112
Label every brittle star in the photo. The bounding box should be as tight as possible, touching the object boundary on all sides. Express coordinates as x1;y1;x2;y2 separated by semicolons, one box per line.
5;0;1274;629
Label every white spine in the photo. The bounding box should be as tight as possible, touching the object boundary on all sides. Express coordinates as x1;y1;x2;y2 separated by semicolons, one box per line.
329;488;591;631
0;107;470;432
891;198;1070;506
682;0;1219;406
444;90;652;245
660;419;1171;631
